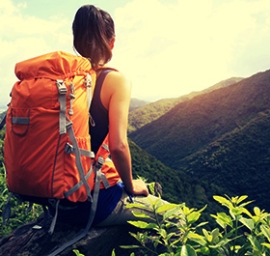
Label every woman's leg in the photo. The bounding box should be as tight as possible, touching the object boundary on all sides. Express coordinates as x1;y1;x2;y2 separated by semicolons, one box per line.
96;190;166;226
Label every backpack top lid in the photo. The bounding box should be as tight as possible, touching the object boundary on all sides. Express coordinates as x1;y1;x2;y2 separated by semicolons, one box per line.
15;51;95;81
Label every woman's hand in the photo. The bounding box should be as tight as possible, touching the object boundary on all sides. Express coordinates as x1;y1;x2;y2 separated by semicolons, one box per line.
131;179;149;196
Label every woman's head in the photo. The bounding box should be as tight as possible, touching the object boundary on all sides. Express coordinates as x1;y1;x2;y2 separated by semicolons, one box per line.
72;5;115;68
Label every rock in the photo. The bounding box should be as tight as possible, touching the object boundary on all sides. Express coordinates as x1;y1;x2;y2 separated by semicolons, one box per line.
0;216;143;256
0;183;165;255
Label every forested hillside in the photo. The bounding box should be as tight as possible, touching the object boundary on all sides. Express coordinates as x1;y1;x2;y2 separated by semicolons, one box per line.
128;77;242;133
179;110;270;211
129;69;270;211
128;139;220;208
129;70;270;168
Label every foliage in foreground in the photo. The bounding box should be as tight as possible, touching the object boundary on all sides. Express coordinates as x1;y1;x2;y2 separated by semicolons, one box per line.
121;195;270;256
0;168;42;237
0;128;42;238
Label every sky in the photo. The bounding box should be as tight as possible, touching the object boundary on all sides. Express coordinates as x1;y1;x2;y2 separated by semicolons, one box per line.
1;0;270;107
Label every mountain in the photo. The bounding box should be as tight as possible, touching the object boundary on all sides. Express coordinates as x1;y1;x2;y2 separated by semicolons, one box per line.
178;110;270;210
129;139;203;205
129;69;270;211
129;139;226;222
128;77;243;133
128;97;181;133
129;70;269;168
129;98;149;111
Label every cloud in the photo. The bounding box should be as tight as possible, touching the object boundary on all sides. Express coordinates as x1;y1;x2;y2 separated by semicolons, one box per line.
1;0;270;106
111;0;270;100
0;0;71;106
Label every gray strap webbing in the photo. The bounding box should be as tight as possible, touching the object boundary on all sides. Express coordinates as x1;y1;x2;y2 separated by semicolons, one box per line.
64;166;92;198
66;121;92;200
80;148;95;158
64;143;95;158
57;79;67;135
100;171;110;189
48;199;60;235
48;159;104;256
85;73;92;110
11;117;29;125
102;143;109;152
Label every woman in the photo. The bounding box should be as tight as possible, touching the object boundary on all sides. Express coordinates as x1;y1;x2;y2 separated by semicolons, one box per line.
52;4;161;227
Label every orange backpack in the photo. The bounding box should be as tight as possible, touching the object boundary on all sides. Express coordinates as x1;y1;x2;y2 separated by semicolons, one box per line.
4;50;117;201
3;51;120;254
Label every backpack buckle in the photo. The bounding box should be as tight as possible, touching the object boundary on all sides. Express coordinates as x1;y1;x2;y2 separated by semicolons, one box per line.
84;73;92;87
56;80;67;94
64;143;74;154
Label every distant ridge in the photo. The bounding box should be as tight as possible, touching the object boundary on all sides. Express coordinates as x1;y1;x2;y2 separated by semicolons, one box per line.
128;77;243;133
129;98;149;111
130;70;270;168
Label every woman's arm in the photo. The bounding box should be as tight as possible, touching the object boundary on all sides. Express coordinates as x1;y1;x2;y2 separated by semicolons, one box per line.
101;71;148;196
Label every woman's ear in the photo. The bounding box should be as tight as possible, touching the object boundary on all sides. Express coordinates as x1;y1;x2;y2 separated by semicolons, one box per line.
109;37;115;50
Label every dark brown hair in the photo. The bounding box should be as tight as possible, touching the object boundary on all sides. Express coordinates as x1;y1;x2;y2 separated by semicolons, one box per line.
72;5;115;68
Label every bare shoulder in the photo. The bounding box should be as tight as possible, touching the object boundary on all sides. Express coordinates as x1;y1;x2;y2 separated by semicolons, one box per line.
99;68;131;109
104;69;131;92
106;69;130;84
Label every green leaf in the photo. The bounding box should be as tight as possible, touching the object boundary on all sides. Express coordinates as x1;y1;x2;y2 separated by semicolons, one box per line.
254;207;261;216
158;228;167;238
131;211;153;219
197;204;208;214
213;195;232;208
211;212;233;228
111;249;116;256
236;195;248;204
187;211;201;224
247;235;262;252
125;203;151;210
261;225;270;242
73;249;85;256
239;217;254;231
180;244;197;256
211;228;220;244
230;207;245;216
156;203;181;214
127;220;157;229
187;232;207;246
261;242;270;249
202;229;211;242
194;221;208;229
201;228;220;244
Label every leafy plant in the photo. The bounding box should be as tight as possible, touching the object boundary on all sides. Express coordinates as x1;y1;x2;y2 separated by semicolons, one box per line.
122;195;270;255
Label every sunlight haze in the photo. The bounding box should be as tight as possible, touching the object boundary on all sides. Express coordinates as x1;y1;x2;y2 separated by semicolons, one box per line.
1;0;270;106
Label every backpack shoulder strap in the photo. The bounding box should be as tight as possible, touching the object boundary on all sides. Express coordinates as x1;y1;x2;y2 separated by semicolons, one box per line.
0;114;6;130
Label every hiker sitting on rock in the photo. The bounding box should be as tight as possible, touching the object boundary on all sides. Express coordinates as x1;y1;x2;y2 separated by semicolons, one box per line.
48;4;163;227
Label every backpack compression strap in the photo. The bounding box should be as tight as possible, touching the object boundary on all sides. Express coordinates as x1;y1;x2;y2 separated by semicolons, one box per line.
56;80;68;134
